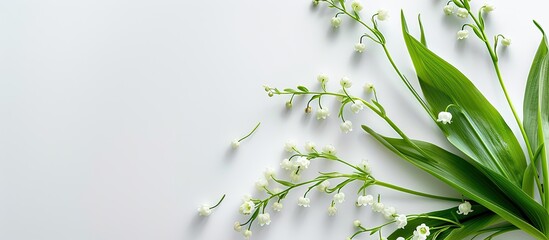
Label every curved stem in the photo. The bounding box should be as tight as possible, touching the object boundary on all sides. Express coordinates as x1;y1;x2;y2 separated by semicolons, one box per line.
467;11;534;160
238;122;261;142
374;180;461;202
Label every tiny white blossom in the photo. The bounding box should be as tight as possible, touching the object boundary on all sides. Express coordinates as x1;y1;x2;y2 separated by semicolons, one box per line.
395;214;408;229
383;206;397;219
351;0;363;12
364;82;375;93
197;204;212;216
437;111;453;124
316;108;330;120
317;74;329;83
372;202;385;212
295;156;311;169
264;167;276;179
333;192;346;203
415;223;431;239
239;200;255;215
318;180;331;192
501;38;511;46
305;141;316;152
231;139;240;149
443;5;454;15
285;101;293;108
255;178;269;190
357;159;372;174
340;77;353;88
258;213;271;226
340;120;353;133
396;238;405;240
350;101;365;113
290;171;301;182
333;90;346;103
322;144;336;155
243;229;252;239
280;158;293;170
298;197;311;207
234;221;242;232
353;220;362;227
331;17;342;28
483;3;495;12
356;194;374;206
354;42;366;53
272;202;283;212
457;201;474;215
457;30;469;40
377;9;389;21
327;205;338;216
284;140;297;152
456;8;468;18
242;194;252;201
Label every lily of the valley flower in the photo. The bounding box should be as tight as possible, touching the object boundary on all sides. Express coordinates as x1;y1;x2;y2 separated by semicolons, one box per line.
264;167;276;179
340;120;353;133
255;178;269;190
357;159;372;174
197;204;212;216
356;194;374;206
351;0;363;12
258;213;271;226
457;30;469;40
305;141;316;152
382;206;397;219
327;205;338;216
483;3;495;12
437;111;453;124
298;197;311;207
317;74;329;83
272;202;283;212
295;156;311;169
457;201;474;215
284;140;297;152
354;42;366;53
363;82;375;93
318;180;331;192
239;200;255;215
234;221;242;232
351;101;365;113
243;229;252;239
316;108;330;120
377;9;389;21
502;37;512;46
443;5;454;15
353;220;362;227
322;144;336;155
331;17;342;28
340;77;353;88
372;202;385;212
414;223;431;240
395;214;408;229
456;8;468;18
231;139;240;149
333;192;346;203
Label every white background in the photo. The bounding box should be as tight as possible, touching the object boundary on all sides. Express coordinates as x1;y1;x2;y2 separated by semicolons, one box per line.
0;0;543;239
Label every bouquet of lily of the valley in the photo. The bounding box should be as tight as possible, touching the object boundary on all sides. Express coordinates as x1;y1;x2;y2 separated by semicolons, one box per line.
198;0;549;239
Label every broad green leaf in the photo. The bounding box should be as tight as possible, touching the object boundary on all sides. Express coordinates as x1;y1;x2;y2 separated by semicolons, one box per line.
388;204;494;240
523;21;549;203
297;85;309;93
401;12;526;186
362;125;547;239
441;214;503;240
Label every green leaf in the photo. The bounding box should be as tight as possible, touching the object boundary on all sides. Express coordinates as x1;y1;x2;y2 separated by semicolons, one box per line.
283;88;297;93
400;12;526;186
362;125;547;239
272;177;294;187
297;85;309;93
523;21;549;200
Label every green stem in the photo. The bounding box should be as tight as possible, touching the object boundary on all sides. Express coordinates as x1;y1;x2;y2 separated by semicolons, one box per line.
467;10;534;160
209;194;226;209
375;180;461;202
238;122;261;142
